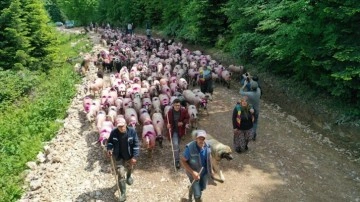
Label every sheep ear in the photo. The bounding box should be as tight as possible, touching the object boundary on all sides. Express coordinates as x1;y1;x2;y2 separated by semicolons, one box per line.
191;130;198;139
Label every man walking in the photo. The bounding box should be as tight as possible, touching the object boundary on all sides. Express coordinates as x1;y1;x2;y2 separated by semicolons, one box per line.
240;80;261;140
181;130;212;202
166;99;190;169
107;117;140;201
127;23;133;36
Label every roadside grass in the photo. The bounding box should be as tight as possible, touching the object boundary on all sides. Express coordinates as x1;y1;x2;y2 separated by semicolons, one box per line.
0;32;92;202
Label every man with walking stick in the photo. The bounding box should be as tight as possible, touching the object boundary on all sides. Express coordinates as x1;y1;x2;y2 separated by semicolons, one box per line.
181;130;212;202
107;117;140;202
166;98;190;169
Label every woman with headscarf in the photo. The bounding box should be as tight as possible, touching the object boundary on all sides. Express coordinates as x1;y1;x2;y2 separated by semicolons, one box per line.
232;97;255;153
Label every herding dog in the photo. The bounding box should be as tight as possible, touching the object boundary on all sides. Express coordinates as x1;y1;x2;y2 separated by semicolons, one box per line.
192;130;233;183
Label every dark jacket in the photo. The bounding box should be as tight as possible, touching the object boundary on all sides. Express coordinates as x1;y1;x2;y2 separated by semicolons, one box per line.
107;126;140;160
232;104;254;130
166;107;189;138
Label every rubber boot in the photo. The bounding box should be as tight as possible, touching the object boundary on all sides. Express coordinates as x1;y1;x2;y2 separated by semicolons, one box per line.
194;198;202;202
157;136;163;148
119;180;127;202
159;139;163;148
175;161;181;169
188;187;193;202
126;171;133;185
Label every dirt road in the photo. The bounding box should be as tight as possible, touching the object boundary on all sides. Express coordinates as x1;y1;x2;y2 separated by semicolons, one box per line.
192;85;360;202
20;29;360;202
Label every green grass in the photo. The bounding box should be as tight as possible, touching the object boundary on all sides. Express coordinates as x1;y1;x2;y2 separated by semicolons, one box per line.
0;31;92;202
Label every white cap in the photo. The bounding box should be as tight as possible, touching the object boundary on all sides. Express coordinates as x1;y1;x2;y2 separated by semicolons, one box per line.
116;117;126;127
196;130;207;138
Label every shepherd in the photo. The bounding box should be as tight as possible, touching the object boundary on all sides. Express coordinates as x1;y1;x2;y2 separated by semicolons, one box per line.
107;117;140;201
180;130;212;202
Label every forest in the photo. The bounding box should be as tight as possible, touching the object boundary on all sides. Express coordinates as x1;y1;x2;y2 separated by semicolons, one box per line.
55;0;360;111
0;0;359;201
3;0;360;114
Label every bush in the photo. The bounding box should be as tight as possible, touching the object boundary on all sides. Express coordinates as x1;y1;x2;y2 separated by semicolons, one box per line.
0;32;91;202
0;70;40;110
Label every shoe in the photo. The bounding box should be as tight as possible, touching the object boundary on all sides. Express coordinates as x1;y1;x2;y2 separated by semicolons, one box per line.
119;193;126;202
195;198;203;202
119;181;127;201
126;176;133;185
252;133;257;141
176;161;181;169
188;185;193;202
156;136;163;148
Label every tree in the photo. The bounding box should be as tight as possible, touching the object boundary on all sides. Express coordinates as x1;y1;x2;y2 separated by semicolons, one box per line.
0;0;31;70
178;0;207;44
160;0;184;36
44;0;66;23
21;0;58;71
223;0;360;110
58;0;98;25
177;0;228;45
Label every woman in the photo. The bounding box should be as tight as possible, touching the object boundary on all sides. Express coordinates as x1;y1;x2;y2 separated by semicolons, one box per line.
232;97;254;153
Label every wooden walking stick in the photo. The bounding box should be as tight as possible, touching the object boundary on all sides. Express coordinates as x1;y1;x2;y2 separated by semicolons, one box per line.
189;167;204;189
183;167;204;199
110;155;122;202
166;112;177;172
